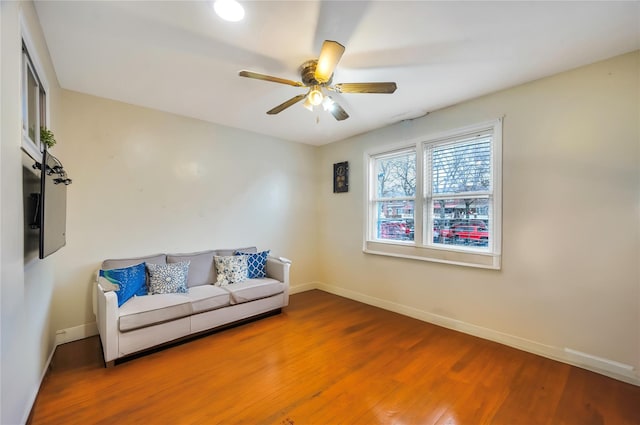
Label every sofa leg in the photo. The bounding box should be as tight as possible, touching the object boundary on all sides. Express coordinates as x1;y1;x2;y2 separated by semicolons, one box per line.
105;360;115;368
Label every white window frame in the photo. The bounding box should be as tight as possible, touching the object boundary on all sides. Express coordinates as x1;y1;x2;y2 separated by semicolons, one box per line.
20;15;50;161
364;118;502;269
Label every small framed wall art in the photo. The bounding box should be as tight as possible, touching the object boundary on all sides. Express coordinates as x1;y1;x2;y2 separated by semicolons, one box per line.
333;161;349;193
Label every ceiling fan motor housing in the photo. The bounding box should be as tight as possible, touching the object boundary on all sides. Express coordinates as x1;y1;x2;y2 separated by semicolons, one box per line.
299;60;332;86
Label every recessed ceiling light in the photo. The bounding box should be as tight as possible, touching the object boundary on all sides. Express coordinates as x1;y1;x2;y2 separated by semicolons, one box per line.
213;0;245;22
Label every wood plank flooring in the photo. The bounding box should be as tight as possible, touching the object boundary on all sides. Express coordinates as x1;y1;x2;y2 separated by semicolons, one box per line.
29;290;640;424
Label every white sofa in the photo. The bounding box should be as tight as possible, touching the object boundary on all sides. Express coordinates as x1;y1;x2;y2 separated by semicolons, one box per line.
93;247;290;366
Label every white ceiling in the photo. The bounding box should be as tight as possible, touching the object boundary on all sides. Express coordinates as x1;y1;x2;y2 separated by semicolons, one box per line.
35;1;639;146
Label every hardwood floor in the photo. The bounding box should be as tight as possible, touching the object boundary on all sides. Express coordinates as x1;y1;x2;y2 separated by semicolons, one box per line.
29;290;640;424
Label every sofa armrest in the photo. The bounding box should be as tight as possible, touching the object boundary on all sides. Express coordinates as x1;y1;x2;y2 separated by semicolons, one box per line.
266;257;291;306
95;274;119;365
266;257;290;283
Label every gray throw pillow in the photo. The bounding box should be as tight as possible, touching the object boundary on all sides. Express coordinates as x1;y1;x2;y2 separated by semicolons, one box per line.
102;253;166;270
216;246;257;257
167;250;216;287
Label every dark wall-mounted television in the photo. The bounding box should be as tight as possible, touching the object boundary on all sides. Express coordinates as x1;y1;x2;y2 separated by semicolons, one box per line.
39;150;71;258
23;151;41;262
23;150;72;260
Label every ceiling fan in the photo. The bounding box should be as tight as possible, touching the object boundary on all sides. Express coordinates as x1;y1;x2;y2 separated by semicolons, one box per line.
238;40;397;121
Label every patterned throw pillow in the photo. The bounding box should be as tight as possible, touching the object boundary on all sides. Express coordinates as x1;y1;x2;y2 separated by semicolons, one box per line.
235;250;270;279
99;262;147;307
146;261;190;295
214;255;248;286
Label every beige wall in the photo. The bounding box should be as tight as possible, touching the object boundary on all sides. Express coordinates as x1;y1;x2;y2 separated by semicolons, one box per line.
316;51;640;382
1;2;61;424
52;90;320;333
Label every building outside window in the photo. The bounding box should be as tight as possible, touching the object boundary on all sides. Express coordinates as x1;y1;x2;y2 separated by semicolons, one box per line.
365;119;502;269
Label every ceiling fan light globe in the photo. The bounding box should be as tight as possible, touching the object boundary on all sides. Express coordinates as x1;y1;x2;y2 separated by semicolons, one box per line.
213;0;245;22
309;88;323;106
303;97;314;111
322;96;335;111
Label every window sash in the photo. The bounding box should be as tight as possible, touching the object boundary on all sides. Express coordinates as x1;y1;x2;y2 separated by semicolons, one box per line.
24;56;40;141
21;35;49;160
423;128;494;252
369;146;417;243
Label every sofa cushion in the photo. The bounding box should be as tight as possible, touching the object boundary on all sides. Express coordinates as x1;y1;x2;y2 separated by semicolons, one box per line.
216;246;257;257
99;262;147;307
222;278;284;304
186;285;231;314
214;255;248;286
147;262;190;295
102;253;166;270
118;294;192;332
167;250;216;288
235;250;270;278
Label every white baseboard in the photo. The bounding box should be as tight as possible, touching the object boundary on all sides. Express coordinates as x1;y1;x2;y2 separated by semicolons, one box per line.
564;348;635;377
313;282;639;386
289;281;320;295
20;343;57;425
54;322;99;346
23;324;99;423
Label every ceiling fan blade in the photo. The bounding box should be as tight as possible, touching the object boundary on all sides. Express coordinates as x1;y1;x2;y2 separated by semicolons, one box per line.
315;40;345;84
328;100;349;121
266;94;307;115
333;82;397;94
239;70;304;87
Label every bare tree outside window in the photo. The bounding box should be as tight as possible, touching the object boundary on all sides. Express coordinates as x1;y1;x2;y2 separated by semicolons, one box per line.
376;152;416;198
432;139;491;195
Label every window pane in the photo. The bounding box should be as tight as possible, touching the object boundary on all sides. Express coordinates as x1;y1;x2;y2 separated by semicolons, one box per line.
432;138;491;195
39;87;47;128
375;200;414;241
27;67;38;141
432;198;489;248
375;151;416;198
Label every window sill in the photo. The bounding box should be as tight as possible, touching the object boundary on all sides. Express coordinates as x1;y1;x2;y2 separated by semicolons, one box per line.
22;134;42;162
363;240;501;270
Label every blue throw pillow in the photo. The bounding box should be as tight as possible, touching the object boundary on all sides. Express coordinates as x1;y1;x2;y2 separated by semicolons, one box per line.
235;250;270;279
99;262;147;307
